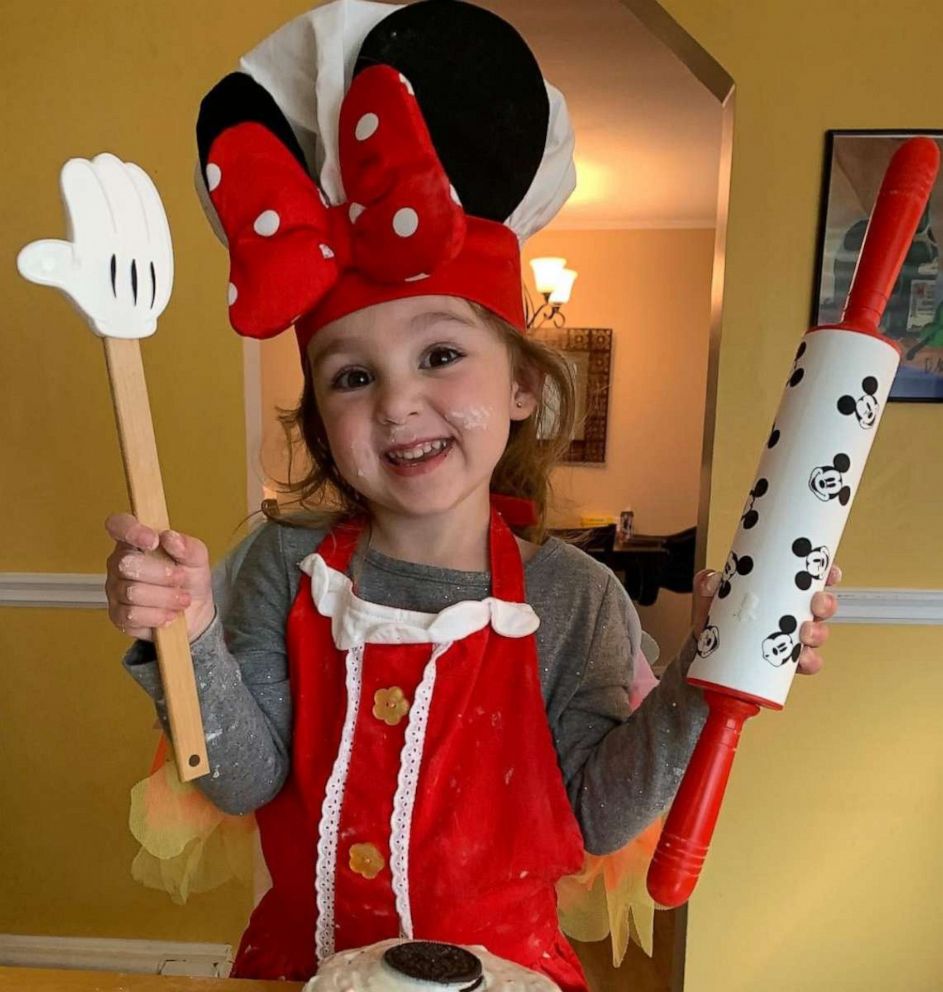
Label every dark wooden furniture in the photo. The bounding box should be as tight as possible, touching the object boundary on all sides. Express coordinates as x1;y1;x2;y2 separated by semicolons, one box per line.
551;525;696;606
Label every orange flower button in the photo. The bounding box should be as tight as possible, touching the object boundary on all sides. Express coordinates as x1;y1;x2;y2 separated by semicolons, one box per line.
373;686;410;726
349;842;385;879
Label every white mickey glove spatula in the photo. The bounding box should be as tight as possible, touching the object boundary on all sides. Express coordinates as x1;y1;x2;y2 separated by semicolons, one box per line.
18;153;208;781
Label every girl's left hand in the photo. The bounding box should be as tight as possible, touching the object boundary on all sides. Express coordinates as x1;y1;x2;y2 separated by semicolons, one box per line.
691;564;842;675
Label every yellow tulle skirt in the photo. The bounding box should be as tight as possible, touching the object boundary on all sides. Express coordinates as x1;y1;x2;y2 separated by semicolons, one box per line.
556;820;663;964
130;739;663;963
128;736;256;905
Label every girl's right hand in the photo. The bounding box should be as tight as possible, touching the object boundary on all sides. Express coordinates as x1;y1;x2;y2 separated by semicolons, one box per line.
105;513;216;643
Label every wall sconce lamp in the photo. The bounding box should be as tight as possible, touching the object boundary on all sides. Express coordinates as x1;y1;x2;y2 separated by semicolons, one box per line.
525;256;578;328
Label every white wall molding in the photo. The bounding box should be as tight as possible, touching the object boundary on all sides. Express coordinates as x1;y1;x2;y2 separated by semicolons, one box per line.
242;336;264;519
2;574;942;624
0;573;106;608
0;934;232;977
831;587;943;626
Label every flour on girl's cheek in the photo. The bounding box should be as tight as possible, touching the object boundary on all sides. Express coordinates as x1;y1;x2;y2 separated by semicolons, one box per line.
346;440;380;480
447;406;493;430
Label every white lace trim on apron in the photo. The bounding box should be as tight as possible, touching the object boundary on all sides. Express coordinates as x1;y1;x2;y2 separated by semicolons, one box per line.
389;639;453;939
314;642;364;962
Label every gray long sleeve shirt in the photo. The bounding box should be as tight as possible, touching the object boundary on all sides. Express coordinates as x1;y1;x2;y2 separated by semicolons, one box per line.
124;520;708;855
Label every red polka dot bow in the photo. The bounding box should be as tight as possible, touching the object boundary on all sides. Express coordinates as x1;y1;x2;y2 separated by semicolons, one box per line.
205;65;467;339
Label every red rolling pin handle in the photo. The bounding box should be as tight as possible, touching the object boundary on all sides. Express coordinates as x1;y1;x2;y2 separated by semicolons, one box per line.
647;692;760;908
841;136;940;334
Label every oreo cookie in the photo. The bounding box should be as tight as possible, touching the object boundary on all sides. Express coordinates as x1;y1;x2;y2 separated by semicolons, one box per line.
382;941;484;990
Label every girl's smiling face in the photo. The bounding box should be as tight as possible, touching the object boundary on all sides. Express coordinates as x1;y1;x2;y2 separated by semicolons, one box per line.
307;296;536;519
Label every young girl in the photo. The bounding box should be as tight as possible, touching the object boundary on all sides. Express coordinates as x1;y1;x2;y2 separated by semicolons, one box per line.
104;2;837;988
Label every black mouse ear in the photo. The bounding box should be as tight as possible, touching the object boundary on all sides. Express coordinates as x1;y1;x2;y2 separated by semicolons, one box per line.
792;537;812;556
197;72;309;178
354;0;549;222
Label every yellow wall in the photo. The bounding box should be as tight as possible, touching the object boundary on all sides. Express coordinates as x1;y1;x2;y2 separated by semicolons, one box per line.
1;0;319;946
648;1;943;988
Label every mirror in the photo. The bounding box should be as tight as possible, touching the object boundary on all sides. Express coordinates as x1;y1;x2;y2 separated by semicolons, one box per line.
533;326;613;464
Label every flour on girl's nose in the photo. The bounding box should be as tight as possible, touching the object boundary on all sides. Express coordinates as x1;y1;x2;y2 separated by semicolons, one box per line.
448;406;493;429
386;424;417;444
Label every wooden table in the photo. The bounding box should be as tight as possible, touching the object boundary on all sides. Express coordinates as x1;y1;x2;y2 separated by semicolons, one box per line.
0;968;303;991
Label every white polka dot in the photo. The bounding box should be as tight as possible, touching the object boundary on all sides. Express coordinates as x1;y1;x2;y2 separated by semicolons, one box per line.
320;244;335;259
404;272;429;282
348;202;365;224
393;207;419;238
253;210;280;237
355;112;379;141
205;163;221;192
449;184;461;206
228;283;238;306
398;72;415;95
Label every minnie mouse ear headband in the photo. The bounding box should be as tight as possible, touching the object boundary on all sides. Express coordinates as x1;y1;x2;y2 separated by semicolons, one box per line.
195;0;575;352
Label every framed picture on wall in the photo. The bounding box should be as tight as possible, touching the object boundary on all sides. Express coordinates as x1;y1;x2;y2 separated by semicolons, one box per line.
813;129;943;401
531;326;612;463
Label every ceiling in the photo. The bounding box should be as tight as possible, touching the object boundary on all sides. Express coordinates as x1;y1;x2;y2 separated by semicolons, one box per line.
478;0;724;229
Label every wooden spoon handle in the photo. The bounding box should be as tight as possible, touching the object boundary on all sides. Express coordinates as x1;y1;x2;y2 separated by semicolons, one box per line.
103;337;208;781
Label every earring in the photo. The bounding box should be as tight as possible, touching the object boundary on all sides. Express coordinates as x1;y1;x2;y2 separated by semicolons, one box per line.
515;400;524;407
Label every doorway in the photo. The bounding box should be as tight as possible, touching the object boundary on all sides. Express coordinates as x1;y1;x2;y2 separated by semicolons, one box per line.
246;2;733;989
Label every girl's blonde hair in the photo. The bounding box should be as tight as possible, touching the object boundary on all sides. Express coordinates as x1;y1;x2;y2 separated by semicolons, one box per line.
265;302;578;545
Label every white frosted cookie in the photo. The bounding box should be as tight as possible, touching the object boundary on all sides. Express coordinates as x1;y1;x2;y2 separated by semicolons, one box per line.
304;939;561;991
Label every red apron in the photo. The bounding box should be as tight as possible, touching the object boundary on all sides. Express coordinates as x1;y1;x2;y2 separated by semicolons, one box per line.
231;505;588;989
